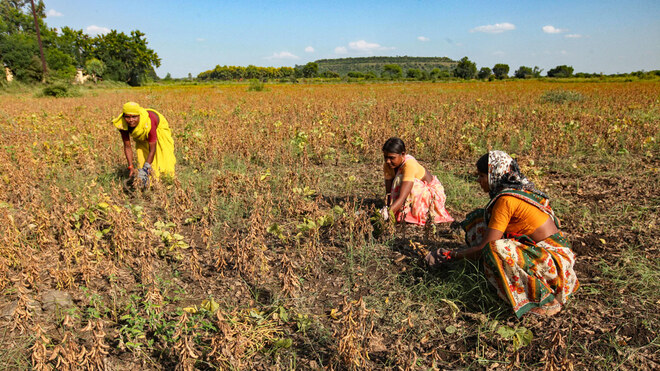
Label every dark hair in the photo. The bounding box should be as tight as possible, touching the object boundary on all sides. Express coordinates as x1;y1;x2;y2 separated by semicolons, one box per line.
476;153;489;174
382;137;406;154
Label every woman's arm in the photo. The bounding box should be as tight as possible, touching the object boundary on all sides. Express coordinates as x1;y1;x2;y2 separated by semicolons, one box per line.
384;179;393;204
390;180;413;213
122;135;136;177
456;228;503;259
426;228;503;265
146;141;156;167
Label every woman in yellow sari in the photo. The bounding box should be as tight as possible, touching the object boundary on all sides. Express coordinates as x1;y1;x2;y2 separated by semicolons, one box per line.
112;102;176;185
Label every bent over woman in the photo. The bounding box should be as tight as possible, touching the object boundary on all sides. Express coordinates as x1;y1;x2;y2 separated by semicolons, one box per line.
112;102;176;185
381;137;453;225
426;151;578;317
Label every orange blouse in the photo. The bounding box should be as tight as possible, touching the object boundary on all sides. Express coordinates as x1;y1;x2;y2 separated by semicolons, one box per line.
383;157;426;182
488;195;549;235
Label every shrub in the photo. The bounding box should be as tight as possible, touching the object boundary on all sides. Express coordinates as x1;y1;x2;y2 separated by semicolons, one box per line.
540;89;585;104
41;83;74;97
247;79;265;92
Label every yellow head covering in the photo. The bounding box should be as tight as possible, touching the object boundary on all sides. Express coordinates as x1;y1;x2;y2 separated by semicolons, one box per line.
122;101;142;115
112;102;151;141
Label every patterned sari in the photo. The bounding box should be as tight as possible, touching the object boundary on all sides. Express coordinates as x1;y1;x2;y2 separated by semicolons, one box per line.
462;189;579;318
390;155;454;225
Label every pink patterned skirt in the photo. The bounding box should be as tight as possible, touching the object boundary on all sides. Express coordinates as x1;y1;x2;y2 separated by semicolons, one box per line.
391;175;454;225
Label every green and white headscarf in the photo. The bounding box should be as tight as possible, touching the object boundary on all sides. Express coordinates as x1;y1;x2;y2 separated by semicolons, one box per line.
487;150;548;199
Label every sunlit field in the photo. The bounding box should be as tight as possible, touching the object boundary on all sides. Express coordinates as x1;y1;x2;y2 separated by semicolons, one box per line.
1;80;658;369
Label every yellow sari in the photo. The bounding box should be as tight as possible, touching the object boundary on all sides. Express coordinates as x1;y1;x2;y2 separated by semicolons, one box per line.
112;106;176;178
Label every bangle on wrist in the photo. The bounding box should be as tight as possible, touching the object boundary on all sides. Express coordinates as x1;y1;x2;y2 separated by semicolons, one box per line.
128;165;134;170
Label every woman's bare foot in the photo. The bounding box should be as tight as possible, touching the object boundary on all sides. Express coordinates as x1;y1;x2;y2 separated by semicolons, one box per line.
529;299;562;316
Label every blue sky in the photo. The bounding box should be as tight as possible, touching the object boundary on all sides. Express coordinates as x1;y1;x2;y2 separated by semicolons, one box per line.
43;0;660;78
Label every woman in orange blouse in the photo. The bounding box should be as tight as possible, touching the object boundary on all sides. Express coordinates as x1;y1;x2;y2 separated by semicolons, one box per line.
381;137;453;225
426;151;579;317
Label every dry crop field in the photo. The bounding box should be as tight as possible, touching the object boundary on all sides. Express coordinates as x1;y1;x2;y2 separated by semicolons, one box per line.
0;80;658;370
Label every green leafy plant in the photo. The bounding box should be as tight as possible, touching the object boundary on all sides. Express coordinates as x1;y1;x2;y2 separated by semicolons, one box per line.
497;325;533;351
151;221;189;259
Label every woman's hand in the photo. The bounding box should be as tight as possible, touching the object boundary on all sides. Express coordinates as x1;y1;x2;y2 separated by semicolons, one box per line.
425;248;453;266
380;206;390;221
390;180;413;215
128;167;136;178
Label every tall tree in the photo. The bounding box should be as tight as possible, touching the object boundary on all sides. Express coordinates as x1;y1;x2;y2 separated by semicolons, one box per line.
514;66;534;79
302;62;318;78
478;67;492;80
493;64;509;79
29;0;46;81
90;30;160;85
382;64;402;79
55;27;90;67
0;0;45;81
453;56;476;79
547;65;574;78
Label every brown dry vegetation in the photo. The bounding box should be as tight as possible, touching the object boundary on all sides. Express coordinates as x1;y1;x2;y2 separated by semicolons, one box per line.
0;81;658;370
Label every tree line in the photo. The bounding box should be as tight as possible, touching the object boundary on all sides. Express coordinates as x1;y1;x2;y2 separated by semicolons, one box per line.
196;56;660;82
0;0;160;85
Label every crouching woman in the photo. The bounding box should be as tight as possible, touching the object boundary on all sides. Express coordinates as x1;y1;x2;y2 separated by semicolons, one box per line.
426;151;579;317
381;137;453;225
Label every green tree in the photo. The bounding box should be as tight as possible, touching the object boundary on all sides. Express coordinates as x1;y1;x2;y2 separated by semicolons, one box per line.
493;64;509;79
514;66;534;79
478;67;492;79
302;62;318;78
406;68;423;79
547;65;574;78
279;66;295;77
55;27;90;67
382;64;402;79
0;0;46;81
45;48;76;79
453;56;476;79
90;30;160;86
84;58;105;82
0;33;40;81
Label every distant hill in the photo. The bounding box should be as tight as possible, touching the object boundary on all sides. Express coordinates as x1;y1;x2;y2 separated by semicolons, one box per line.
312;56;458;76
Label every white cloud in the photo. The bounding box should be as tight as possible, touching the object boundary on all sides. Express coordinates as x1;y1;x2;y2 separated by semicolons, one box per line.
543;25;568;34
417;36;430;42
86;25;110;35
349;40;380;51
265;51;299;60
334;40;394;55
196;38;205;42
560;50;568;55
565;34;583;38
470;22;515;34
334;46;348;54
305;46;314;53
350;40;395;52
47;9;63;17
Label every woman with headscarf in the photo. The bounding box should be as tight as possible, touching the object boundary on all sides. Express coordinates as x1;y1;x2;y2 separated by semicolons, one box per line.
112;102;176;185
426;151;578;317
